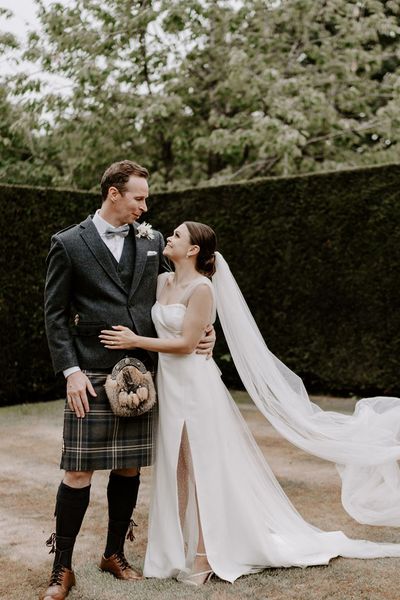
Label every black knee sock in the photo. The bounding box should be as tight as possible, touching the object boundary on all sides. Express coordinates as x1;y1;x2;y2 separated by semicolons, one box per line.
104;472;140;558
48;482;91;570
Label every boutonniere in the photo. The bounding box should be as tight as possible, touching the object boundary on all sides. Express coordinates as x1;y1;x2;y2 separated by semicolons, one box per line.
136;222;155;240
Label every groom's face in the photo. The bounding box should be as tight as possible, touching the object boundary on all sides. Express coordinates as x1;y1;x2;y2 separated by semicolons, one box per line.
112;175;149;225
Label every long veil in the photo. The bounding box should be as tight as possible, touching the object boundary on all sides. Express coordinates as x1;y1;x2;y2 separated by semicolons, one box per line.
213;252;400;526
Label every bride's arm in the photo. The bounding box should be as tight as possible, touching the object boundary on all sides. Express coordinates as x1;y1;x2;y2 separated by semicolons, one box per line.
99;285;214;355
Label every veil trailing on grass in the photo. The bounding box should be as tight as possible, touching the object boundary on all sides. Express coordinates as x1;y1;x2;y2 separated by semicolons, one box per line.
213;252;400;527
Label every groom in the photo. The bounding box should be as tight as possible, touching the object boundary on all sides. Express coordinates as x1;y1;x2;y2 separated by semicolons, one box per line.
41;160;214;600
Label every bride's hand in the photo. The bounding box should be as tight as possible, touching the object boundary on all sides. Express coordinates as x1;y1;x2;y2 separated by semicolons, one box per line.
99;325;139;349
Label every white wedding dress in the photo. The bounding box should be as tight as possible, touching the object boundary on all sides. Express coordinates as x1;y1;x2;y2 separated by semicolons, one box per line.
143;269;400;583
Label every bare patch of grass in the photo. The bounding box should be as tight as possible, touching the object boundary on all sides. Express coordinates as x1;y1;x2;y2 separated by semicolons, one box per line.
0;395;399;600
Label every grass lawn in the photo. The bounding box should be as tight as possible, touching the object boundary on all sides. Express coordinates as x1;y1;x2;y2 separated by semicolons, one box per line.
0;394;399;600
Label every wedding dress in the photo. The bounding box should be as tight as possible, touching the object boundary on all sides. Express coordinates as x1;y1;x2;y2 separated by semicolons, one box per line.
143;257;400;583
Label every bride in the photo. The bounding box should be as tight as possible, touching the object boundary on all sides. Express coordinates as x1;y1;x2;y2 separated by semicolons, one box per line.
99;221;400;585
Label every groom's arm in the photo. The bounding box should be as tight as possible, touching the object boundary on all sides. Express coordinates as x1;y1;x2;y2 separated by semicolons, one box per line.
195;324;216;358
45;236;97;417
44;235;79;375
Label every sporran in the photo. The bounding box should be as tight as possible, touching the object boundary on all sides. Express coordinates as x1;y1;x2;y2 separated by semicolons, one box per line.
104;357;156;417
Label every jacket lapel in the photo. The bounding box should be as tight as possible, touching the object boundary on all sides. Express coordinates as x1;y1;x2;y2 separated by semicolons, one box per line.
79;216;127;293
129;225;148;299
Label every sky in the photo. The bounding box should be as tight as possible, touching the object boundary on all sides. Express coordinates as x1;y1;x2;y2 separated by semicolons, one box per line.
0;0;72;84
0;0;74;39
0;1;39;78
0;0;281;43
1;0;42;41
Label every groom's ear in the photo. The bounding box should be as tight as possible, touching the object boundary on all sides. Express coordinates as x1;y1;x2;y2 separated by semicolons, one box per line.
108;185;120;202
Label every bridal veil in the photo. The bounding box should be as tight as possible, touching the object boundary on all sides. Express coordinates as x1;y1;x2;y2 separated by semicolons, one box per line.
213;252;400;526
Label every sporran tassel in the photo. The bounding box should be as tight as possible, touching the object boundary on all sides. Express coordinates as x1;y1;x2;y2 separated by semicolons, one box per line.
126;518;138;541
45;532;56;554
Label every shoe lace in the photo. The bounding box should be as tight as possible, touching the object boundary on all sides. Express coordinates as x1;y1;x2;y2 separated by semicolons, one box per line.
49;564;67;586
115;552;132;571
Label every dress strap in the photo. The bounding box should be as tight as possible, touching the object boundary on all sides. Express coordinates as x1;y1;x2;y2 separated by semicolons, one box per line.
156;272;172;301
179;277;216;323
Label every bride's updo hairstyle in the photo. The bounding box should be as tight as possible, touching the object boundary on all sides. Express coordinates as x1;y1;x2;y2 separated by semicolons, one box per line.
184;221;217;279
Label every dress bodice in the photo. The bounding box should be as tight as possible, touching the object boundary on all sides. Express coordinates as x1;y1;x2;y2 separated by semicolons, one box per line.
151;272;216;341
151;302;187;340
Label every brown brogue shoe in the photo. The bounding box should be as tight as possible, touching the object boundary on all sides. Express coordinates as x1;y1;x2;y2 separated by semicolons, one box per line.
39;564;75;600
100;552;143;580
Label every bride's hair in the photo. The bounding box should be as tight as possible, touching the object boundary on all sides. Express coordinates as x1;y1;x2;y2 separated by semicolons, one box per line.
184;221;217;278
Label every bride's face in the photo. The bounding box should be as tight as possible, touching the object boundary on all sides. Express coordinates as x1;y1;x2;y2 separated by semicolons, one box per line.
164;224;195;261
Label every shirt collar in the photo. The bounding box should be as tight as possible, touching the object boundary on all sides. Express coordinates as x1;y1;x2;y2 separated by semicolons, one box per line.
92;209;119;236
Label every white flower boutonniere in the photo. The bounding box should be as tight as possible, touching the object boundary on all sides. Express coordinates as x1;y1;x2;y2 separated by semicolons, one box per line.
136;222;155;240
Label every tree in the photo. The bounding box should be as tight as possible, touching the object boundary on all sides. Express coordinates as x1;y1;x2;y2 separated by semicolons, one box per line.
4;0;400;189
0;7;62;185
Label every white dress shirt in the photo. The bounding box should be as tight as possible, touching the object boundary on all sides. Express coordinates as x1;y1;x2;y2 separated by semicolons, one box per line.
63;211;128;379
92;209;126;262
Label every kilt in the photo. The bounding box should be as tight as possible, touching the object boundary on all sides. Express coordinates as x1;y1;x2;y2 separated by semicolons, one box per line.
60;371;156;471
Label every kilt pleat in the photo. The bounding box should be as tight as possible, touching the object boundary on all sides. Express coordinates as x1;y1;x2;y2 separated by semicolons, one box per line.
60;372;156;471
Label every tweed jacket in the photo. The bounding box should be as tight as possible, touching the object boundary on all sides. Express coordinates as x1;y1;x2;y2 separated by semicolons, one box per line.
44;215;167;375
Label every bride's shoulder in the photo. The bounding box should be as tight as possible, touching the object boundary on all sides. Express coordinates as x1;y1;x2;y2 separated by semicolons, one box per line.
187;277;215;320
192;274;213;288
157;271;172;282
189;276;214;298
158;271;175;285
184;276;215;321
156;271;172;295
197;274;211;284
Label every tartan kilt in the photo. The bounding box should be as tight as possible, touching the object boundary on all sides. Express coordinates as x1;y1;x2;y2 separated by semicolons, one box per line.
60;371;157;471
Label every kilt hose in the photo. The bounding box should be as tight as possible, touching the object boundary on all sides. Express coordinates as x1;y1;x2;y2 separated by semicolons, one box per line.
60;371;157;471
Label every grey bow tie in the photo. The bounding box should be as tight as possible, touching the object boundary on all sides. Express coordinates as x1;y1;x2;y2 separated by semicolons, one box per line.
104;224;130;238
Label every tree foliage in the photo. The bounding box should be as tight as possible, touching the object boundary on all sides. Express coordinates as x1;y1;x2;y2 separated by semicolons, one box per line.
2;0;400;189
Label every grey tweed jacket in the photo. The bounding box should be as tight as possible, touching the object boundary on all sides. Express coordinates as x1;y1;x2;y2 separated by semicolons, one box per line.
44;215;167;375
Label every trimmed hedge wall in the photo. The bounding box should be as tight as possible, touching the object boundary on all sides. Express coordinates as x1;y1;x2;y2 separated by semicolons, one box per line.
0;185;98;405
1;163;400;405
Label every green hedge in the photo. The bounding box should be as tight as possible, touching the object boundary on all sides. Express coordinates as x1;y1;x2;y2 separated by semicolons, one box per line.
1;163;400;405
0;185;98;405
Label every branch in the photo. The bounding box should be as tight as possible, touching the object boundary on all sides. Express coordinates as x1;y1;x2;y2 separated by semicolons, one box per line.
305;118;392;146
228;156;279;180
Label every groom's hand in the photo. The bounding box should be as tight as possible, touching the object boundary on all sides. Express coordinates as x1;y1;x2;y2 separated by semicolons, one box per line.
66;371;97;418
196;324;216;360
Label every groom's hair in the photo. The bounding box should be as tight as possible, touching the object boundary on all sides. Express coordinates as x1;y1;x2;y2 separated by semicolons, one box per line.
101;160;149;201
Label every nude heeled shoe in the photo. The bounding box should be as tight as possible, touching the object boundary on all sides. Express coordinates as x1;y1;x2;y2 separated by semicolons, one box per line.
177;553;214;586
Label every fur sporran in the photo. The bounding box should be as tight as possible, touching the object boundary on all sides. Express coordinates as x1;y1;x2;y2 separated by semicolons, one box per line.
104;357;156;417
